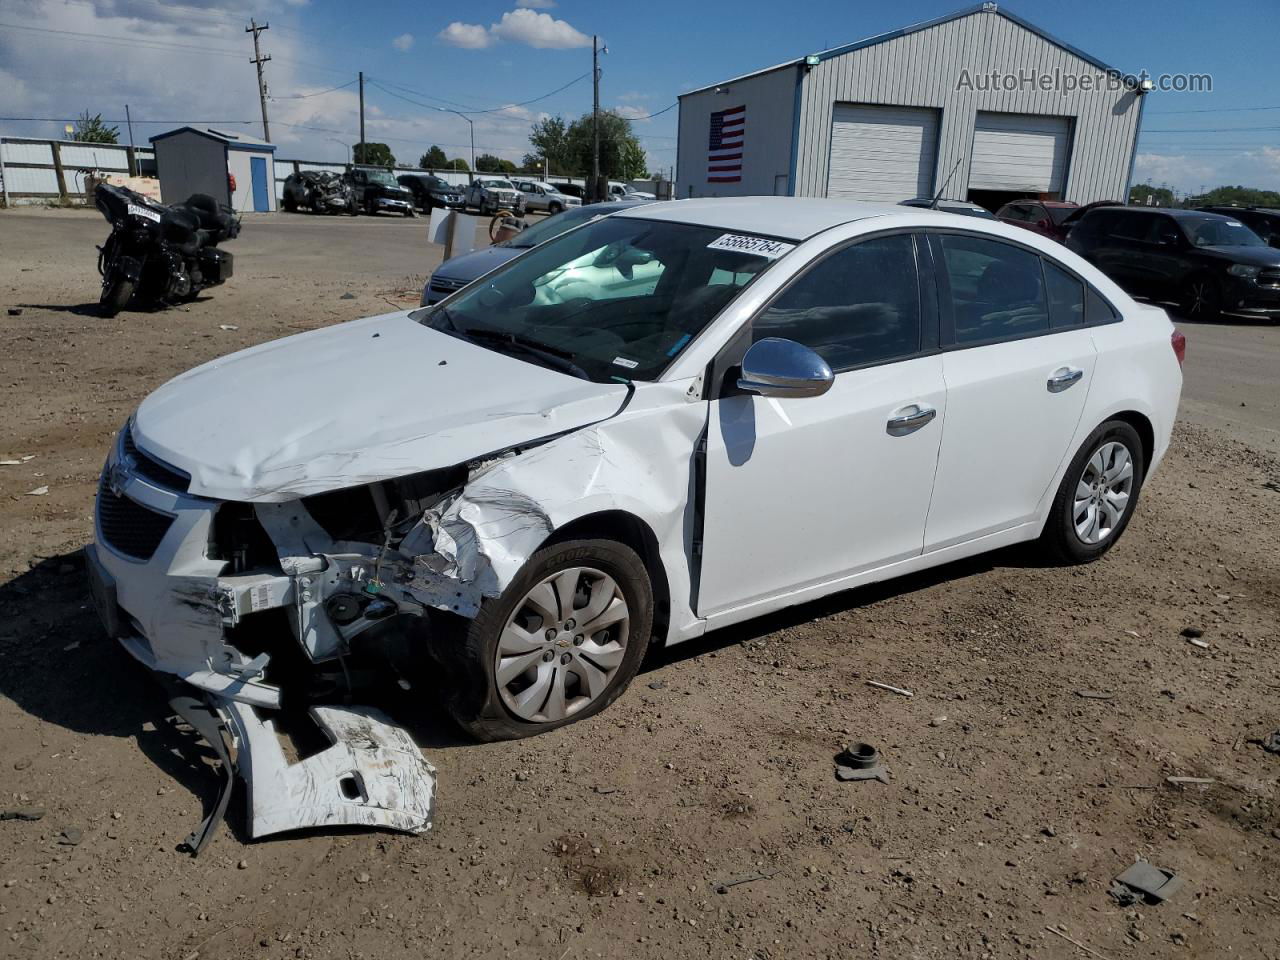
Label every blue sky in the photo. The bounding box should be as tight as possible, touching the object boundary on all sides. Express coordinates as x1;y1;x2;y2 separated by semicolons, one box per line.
1;0;1278;192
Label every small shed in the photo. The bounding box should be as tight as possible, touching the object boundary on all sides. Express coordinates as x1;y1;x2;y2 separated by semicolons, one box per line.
149;126;277;212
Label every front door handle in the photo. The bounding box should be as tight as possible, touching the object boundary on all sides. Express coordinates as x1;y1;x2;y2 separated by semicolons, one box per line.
1047;367;1084;392
886;405;937;433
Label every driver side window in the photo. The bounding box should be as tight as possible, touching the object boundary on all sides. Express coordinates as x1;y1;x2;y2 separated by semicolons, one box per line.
753;234;922;372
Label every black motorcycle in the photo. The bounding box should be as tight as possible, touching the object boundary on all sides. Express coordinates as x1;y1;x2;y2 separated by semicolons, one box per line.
94;183;241;317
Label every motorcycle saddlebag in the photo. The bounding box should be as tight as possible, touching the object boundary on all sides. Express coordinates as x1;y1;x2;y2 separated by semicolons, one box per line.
198;248;233;285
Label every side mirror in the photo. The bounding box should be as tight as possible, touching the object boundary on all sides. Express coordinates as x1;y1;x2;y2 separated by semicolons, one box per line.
737;338;834;399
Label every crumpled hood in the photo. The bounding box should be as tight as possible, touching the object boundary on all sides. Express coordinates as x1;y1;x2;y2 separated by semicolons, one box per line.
132;312;629;502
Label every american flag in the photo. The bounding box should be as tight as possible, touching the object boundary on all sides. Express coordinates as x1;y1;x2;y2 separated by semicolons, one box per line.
707;105;745;183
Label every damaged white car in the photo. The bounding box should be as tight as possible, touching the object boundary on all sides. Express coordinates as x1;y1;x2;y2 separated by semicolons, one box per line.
88;197;1182;840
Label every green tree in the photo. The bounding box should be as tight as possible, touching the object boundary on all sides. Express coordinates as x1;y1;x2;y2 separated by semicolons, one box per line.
1129;183;1176;207
523;116;574;175
419;145;448;169
1197;184;1280;208
353;142;395;166
69;110;119;144
525;112;650;180
475;153;517;174
448;157;470;172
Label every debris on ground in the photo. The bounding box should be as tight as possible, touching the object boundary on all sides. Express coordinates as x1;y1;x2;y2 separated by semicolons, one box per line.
1108;861;1184;905
834;743;890;783
1180;626;1205;639
25;486;48;496
713;869;779;894
1254;730;1280;755
218;324;239;331
1075;690;1115;700
865;680;913;697
1166;776;1215;787
0;808;46;822
339;292;356;299
57;827;83;845
0;455;35;465
647;680;666;690
1187;637;1211;649
6;308;21;316
1046;924;1115;960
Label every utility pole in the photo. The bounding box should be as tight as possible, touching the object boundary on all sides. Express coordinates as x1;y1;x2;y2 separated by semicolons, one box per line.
125;104;136;175
358;71;365;164
591;35;600;202
246;19;271;142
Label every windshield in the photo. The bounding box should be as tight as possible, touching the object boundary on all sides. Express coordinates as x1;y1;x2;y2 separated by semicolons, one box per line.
411;217;785;382
481;179;514;190
366;170;398;187
505;204;601;248
1183;217;1265;247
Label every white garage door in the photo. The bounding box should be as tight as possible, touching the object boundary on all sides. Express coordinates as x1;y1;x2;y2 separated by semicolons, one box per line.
970;113;1072;194
827;104;940;202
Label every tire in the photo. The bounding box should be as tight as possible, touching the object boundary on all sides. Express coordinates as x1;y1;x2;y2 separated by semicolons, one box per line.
548;201;563;215
1179;273;1223;321
441;539;653;742
1038;420;1146;565
403;207;415;218
283;197;297;213
98;274;135;317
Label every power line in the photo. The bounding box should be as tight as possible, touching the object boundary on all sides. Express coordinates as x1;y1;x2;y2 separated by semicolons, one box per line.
620;102;677;121
1146;104;1280;116
270;80;358;101
367;72;590;116
0;21;246;58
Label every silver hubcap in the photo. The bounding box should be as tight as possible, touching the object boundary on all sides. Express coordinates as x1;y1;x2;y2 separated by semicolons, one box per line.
1073;441;1134;545
495;566;630;723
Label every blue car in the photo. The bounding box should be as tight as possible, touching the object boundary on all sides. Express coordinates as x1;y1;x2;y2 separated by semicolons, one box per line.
420;199;654;305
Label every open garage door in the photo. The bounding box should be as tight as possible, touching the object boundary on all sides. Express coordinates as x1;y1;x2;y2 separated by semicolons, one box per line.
970;113;1072;196
827;104;940;202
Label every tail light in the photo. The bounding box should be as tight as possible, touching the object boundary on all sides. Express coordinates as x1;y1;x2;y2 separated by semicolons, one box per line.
1171;330;1187;367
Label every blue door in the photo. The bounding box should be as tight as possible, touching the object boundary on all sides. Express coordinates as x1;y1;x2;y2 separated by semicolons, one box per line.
250;156;270;212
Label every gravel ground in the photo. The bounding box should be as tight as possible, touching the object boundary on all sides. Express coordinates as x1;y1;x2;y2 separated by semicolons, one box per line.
1;208;1277;960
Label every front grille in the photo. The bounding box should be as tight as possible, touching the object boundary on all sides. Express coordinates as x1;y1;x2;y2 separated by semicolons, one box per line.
1258;270;1280;288
430;276;467;295
96;473;175;561
123;429;189;492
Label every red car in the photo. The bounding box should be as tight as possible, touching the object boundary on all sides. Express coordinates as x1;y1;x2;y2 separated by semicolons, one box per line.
995;199;1080;243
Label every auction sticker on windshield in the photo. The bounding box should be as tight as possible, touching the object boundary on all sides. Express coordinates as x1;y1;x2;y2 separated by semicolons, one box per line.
706;234;796;260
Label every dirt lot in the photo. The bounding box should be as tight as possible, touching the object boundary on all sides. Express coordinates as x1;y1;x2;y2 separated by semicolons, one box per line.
1;207;1277;960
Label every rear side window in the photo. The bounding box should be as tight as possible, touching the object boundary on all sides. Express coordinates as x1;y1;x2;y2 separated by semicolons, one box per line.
754;234;921;371
938;234;1048;344
1086;287;1120;325
1044;260;1084;327
1110;212;1154;242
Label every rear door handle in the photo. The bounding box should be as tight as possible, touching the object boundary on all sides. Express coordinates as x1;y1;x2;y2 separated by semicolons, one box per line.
1047;367;1084;392
886;405;937;433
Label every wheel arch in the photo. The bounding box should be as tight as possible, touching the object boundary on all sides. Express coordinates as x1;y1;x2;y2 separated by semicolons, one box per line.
542;510;671;649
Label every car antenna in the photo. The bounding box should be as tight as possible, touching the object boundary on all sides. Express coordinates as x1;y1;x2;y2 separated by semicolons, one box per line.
929;158;964;210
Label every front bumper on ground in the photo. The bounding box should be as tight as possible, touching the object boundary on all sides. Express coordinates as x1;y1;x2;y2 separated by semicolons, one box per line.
374;196;412;213
88;429;439;848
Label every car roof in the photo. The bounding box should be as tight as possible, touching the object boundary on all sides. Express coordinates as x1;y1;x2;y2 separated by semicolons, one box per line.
614;197;917;241
1084;205;1241;222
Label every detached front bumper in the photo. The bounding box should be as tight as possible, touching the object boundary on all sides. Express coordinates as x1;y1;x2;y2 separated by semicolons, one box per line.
88;429;441;847
374;196;412;213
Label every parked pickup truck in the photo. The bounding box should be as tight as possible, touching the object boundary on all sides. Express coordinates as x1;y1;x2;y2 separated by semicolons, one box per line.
350;167;415;217
463;178;526;216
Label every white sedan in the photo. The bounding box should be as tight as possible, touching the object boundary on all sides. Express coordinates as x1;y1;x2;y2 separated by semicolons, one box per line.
89;198;1183;748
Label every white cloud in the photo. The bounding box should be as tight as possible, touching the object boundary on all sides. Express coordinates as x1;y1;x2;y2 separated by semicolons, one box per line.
391;32;414;52
516;0;556;7
614;105;651;122
490;9;590;48
438;21;493;49
617;91;650;103
440;8;590;51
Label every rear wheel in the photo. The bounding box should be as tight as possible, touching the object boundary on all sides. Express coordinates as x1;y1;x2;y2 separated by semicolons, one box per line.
442;539;653;742
98;274;134;317
1039;420;1145;564
548;201;563;215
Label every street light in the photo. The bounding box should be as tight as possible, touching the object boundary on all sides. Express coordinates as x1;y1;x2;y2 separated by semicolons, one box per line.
328;138;351;164
438;108;475;175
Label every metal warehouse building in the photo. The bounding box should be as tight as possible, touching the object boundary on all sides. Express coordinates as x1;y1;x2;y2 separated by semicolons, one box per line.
676;2;1145;209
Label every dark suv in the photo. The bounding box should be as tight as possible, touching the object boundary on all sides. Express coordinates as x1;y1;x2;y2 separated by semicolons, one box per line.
1198;206;1280;249
995;199;1079;243
1065;206;1280;320
397;173;465;212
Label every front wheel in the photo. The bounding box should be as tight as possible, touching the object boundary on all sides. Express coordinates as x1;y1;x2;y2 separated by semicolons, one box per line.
548;201;563;215
1039;420;1146;564
99;274;135;317
1180;274;1223;321
442;539;653;742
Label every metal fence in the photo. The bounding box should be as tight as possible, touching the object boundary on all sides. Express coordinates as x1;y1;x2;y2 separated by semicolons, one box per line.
1;134;663;205
0;137;156;204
